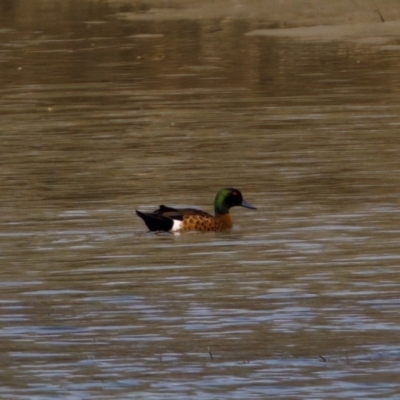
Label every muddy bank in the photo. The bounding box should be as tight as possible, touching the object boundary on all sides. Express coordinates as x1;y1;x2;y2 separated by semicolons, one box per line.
111;0;400;26
110;0;400;44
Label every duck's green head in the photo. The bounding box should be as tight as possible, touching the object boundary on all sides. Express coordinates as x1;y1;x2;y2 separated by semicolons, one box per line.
214;188;257;215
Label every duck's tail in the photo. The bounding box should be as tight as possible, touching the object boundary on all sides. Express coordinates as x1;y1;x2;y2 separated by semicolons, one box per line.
135;210;174;232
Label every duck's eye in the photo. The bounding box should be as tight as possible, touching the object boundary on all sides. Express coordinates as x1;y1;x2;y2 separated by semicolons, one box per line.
232;191;238;196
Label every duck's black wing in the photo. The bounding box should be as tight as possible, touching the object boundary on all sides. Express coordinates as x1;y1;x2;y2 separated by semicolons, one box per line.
156;205;212;217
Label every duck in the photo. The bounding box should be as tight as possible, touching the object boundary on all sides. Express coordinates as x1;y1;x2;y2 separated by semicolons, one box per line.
136;187;256;232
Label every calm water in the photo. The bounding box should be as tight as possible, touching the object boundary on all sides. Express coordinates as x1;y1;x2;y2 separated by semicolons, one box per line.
1;1;400;399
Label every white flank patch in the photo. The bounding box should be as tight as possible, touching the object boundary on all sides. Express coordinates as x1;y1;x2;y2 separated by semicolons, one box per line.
171;219;183;232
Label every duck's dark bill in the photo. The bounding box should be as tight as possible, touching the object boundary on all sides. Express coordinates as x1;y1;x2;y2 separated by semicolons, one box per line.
241;200;257;210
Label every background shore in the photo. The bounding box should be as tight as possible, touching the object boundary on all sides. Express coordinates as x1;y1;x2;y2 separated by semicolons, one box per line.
111;0;400;43
110;0;400;25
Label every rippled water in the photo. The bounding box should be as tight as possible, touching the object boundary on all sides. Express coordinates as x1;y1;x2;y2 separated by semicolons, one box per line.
1;1;400;399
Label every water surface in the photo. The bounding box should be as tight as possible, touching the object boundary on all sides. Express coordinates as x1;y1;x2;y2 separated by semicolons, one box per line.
1;1;400;399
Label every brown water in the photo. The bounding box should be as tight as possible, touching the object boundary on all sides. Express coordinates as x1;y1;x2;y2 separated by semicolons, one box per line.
1;1;400;399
